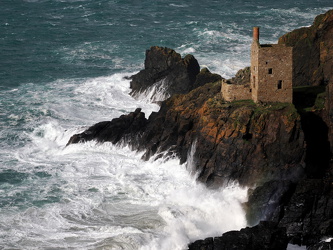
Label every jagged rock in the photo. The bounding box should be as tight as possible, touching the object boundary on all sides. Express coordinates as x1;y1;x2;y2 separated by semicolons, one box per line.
129;46;200;99
66;108;147;146
188;221;288;250
278;179;333;246
307;241;333;250
227;67;251;85
279;9;333;87
193;67;223;89
245;180;296;226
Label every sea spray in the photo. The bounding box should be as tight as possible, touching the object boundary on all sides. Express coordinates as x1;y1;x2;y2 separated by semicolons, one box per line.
0;71;248;249
133;78;171;104
4;135;248;249
2;1;333;248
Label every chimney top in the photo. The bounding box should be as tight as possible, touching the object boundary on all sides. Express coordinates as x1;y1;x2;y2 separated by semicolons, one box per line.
253;27;259;42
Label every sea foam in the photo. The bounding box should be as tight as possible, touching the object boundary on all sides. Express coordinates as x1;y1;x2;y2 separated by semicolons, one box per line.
0;72;248;249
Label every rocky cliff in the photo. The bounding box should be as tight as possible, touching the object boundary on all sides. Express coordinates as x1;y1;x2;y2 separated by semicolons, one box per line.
68;80;304;188
139;86;304;188
192;9;333;248
278;9;333;87
67;9;333;249
129;46;201;101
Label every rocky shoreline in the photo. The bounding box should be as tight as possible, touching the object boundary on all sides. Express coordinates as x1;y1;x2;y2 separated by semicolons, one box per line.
67;9;333;249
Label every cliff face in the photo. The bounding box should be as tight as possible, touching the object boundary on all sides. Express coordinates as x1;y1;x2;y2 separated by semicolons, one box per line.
279;9;333;87
280;9;333;176
68;81;304;188
139;83;304;187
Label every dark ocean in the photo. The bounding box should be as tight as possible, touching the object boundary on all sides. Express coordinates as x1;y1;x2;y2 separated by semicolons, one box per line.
1;0;332;249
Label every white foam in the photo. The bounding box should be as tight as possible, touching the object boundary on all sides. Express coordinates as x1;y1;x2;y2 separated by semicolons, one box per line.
133;78;171;104
324;237;333;242
0;70;247;248
3;108;248;249
169;3;188;8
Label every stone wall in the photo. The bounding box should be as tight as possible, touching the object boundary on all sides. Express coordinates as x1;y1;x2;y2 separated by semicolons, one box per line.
251;41;259;101
221;80;252;101
223;27;293;104
253;44;293;103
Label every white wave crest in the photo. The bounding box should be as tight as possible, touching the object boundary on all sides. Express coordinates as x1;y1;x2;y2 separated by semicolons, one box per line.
134;78;171;104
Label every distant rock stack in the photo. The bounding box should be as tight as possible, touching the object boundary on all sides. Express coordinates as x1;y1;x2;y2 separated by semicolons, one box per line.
129;46;201;100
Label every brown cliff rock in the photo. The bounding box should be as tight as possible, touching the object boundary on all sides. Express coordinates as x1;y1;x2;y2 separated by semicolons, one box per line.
278;9;333;87
138;82;304;187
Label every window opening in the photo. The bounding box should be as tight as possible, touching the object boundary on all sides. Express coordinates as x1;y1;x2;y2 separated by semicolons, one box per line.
268;68;273;74
277;80;282;89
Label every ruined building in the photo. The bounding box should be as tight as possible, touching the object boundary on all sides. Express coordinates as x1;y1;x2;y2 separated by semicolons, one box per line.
222;27;293;103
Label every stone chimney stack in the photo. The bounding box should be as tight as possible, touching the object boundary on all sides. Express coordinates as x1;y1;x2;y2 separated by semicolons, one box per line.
253;27;259;42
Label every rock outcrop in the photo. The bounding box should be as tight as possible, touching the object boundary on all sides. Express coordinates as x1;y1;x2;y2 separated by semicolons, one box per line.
307;241;333;250
129;46;201;100
67;108;147;146
188;221;288;250
279;9;333;87
193;67;223;89
278;179;333;246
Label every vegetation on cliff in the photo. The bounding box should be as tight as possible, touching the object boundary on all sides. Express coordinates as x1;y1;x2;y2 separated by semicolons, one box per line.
138;81;304;188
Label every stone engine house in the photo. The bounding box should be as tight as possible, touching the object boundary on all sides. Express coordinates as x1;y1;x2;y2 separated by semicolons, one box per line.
222;27;293;103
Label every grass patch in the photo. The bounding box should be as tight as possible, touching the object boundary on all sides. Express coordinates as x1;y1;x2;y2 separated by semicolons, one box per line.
253;102;296;120
230;99;256;107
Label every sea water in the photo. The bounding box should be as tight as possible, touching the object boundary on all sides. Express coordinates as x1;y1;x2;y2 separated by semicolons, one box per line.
1;1;332;249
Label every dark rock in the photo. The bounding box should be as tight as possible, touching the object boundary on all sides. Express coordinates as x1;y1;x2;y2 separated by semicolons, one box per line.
193;68;223;89
188;238;214;250
130;46;200;100
279;9;333;87
278;179;333;246
66;108;147;146
227;67;251;85
188;221;288;250
307;240;333;250
300;112;330;178
245;180;296;226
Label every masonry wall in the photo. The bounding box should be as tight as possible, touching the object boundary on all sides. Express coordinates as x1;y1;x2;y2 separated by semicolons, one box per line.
222;81;252;102
255;44;293;103
251;41;260;102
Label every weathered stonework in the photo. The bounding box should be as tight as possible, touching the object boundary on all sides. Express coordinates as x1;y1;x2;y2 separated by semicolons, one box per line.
221;80;251;101
222;27;293;103
251;27;293;103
